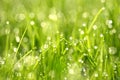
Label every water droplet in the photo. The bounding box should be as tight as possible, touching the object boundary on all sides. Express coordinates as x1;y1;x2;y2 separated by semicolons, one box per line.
41;21;47;28
0;60;5;65
49;70;55;78
100;34;104;37
83;53;88;56
56;30;59;34
102;72;108;77
69;36;73;40
64;77;67;80
69;69;74;74
106;20;113;28
48;13;58;21
65;48;69;51
109;29;116;35
13;47;17;52
80;30;84;35
93;25;97;30
6;21;9;25
94;46;98;49
44;44;49;49
82;23;86;27
94;73;98;77
109;47;117;54
24;55;36;66
47;36;51;41
15;36;20;43
78;59;84;63
30;21;35;25
101;0;105;3
15;13;25;21
14;62;22;71
88;48;91;52
82;12;89;18
84;36;87;41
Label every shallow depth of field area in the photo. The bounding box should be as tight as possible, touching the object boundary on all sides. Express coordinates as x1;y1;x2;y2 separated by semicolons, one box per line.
0;0;120;80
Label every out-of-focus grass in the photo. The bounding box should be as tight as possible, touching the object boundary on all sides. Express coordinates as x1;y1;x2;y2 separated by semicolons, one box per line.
0;0;120;80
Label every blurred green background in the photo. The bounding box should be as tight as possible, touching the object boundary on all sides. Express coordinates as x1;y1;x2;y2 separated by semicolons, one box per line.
0;0;120;80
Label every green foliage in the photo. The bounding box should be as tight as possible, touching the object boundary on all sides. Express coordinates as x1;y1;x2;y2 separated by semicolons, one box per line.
0;0;120;80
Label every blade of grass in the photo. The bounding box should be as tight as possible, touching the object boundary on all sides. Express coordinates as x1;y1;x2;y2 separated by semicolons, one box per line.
87;7;105;34
13;26;28;63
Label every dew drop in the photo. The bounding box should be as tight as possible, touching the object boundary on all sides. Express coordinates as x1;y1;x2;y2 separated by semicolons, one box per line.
78;59;84;63
100;34;104;37
69;68;74;74
82;23;86;27
94;73;98;77
93;25;97;30
65;47;69;51
13;47;17;52
109;47;117;54
94;46;98;49
30;21;35;25
6;21;9;25
15;36;20;43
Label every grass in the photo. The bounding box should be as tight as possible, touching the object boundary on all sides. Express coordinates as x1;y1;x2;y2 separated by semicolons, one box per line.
0;0;120;80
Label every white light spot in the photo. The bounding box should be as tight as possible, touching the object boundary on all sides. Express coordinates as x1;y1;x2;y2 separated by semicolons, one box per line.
109;29;116;35
69;69;74;74
60;33;64;37
30;21;35;25
56;31;59;34
13;47;17;52
24;55;36;66
41;22;47;28
106;20;113;28
82;23;86;27
109;47;117;54
69;36;73;40
16;36;20;43
102;72;108;77
88;48;91;52
94;73;98;77
100;34;104;37
47;37;51;41
49;13;58;21
78;59;84;63
82;12;89;18
83;36;87;41
64;77;67;80
101;0;105;3
83;53;88;56
19;13;25;21
44;44;49;49
14;62;22;71
93;25;97;30
94;46;98;49
80;30;84;35
6;21;9;25
0;60;5;65
65;48;69;51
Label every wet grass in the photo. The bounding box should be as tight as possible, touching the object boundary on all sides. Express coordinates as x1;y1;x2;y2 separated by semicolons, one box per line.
0;0;120;80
